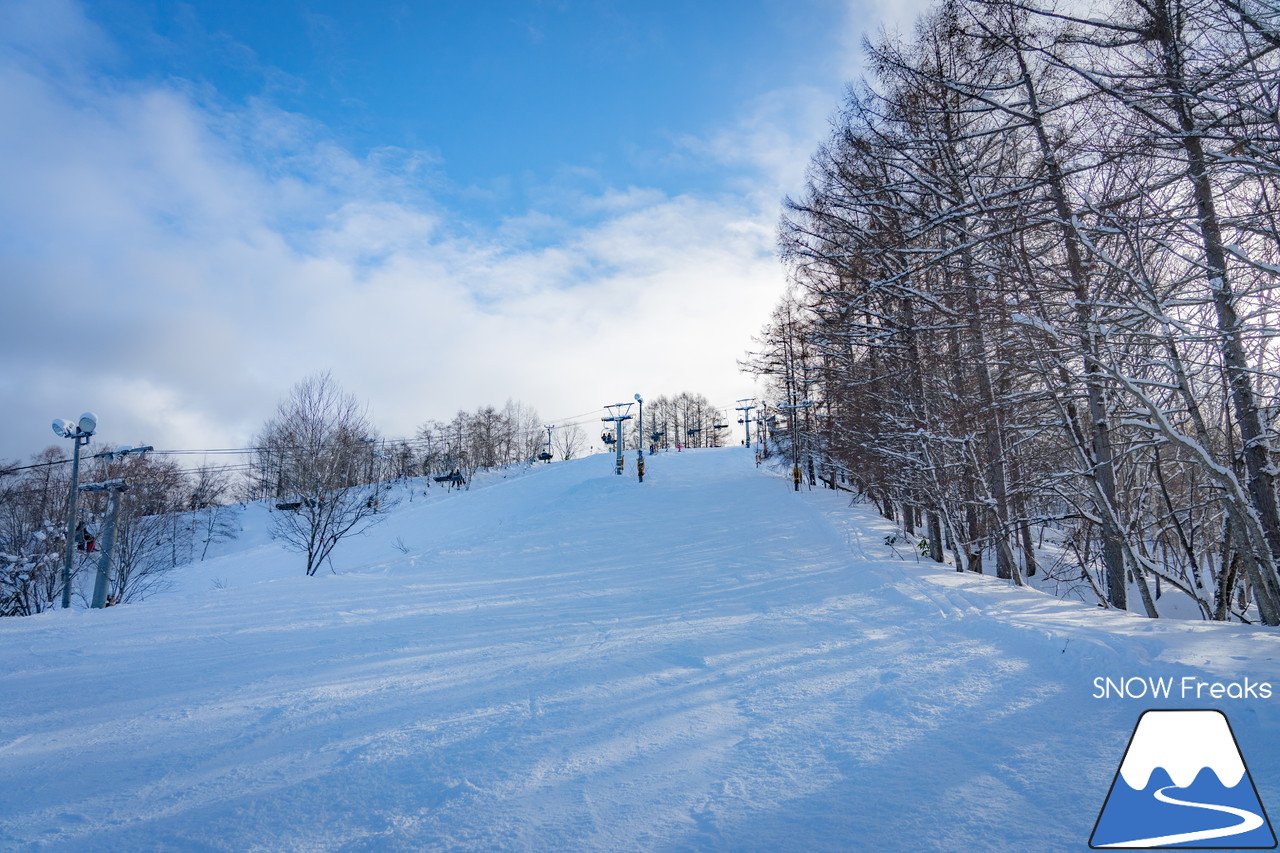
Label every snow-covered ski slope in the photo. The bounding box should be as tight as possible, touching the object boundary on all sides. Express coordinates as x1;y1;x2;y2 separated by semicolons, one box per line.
2;447;1278;852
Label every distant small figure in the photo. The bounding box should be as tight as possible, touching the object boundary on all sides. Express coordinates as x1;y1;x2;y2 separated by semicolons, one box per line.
677;442;682;452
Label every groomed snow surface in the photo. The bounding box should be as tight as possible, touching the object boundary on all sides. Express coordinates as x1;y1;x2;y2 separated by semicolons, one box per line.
2;447;1278;852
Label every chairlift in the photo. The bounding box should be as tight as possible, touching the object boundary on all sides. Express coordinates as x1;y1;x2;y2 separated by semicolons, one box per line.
75;521;97;553
275;496;324;511
601;431;616;445
537;451;553;461
649;430;664;455
431;469;466;491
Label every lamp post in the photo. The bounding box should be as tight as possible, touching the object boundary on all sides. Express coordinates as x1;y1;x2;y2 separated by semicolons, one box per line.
52;412;97;608
634;394;644;483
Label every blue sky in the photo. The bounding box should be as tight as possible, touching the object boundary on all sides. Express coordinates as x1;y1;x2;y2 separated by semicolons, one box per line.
93;1;843;209
0;0;925;461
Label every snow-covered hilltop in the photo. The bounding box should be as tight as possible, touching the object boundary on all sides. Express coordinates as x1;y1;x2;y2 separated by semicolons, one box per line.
1118;710;1245;790
1;448;1277;851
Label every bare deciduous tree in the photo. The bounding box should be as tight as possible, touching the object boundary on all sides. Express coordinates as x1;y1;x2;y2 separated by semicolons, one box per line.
252;372;390;576
755;0;1280;624
551;424;588;460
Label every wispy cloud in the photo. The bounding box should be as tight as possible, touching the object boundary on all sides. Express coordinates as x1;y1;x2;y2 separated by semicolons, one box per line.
677;85;839;199
842;0;938;75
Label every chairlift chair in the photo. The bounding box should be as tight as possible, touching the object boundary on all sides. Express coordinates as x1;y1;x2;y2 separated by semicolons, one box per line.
75;521;98;552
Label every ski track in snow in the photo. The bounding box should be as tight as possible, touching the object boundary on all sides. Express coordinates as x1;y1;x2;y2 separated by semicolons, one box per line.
0;448;1277;852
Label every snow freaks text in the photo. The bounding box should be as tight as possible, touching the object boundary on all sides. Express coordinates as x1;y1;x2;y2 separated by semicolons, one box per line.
1092;676;1273;701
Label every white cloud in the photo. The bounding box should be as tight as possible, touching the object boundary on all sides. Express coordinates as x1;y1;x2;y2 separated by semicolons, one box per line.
0;3;787;462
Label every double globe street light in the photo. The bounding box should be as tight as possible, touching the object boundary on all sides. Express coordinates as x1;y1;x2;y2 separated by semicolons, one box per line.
52;412;97;608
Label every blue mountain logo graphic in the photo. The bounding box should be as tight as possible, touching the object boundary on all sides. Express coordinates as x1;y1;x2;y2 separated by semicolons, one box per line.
1091;709;1276;848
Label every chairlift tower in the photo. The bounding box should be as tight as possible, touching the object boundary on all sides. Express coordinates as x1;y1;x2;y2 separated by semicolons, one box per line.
601;402;634;475
79;478;129;608
735;399;756;446
80;445;152;606
541;424;555;462
761;410;777;456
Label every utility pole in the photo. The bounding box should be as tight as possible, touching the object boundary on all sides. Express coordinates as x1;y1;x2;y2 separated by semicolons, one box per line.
777;399;813;491
601;402;634;475
52;412;97;608
361;436;377;484
80;478;128;608
735;400;756;447
800;365;822;488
